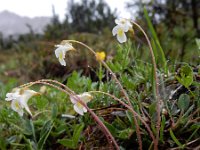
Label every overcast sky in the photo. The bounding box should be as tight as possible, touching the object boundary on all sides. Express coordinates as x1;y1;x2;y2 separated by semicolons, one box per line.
0;0;131;20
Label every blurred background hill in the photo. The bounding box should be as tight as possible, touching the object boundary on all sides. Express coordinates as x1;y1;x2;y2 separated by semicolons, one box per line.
0;10;51;38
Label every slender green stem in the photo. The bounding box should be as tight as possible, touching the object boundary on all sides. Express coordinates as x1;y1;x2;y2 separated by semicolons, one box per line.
131;21;161;149
98;63;103;81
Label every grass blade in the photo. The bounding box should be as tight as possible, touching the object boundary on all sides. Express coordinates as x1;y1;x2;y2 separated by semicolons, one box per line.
143;7;168;74
37;120;54;150
169;128;184;148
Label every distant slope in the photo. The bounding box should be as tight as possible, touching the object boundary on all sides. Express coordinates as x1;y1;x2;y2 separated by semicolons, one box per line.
0;10;51;38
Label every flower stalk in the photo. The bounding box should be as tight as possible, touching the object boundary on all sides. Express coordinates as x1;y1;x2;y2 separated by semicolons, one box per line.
131;21;161;150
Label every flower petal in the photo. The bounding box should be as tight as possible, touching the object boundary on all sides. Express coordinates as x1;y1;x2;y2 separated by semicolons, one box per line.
5;92;20;101
96;52;106;61
17;109;24;116
112;25;119;36
22;102;32;116
115;18;120;25
55;45;68;66
122;24;129;32
5;93;14;101
79;92;93;103
117;32;127;43
19;89;38;116
114;18;132;32
55;44;61;47
74;104;84;115
21;90;38;103
11;100;24;116
59;41;75;52
127;21;133;28
82;106;87;113
55;48;60;58
59;58;66;66
24;89;38;96
70;95;77;104
70;93;92;104
11;100;20;111
64;44;74;51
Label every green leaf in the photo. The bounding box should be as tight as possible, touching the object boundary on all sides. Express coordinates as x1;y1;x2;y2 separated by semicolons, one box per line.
37;120;54;150
178;94;190;111
187;125;200;141
169;128;184;148
104;121;118;137
115;117;127;129
34;96;48;110
6;135;17;143
58;123;84;149
107;43;131;73
58;139;75;149
51;104;58;119
118;128;134;139
126;110;134;128
67;71;93;93
176;64;193;88
160;115;166;143
72;123;85;145
9;121;32;135
29;119;36;143
190;122;200;129
149;102;156;117
23;136;35;150
183;105;195;120
0;137;7;150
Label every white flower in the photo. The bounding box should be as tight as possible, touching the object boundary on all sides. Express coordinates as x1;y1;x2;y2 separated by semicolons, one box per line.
112;18;132;43
5;88;38;116
112;25;127;43
70;92;93;115
55;42;75;66
115;18;132;32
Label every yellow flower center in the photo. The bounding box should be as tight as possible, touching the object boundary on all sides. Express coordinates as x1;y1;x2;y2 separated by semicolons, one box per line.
14;101;21;110
118;28;124;37
59;53;63;60
96;52;106;61
77;102;83;108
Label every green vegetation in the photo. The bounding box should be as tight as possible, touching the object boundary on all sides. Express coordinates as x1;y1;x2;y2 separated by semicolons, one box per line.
0;0;199;149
